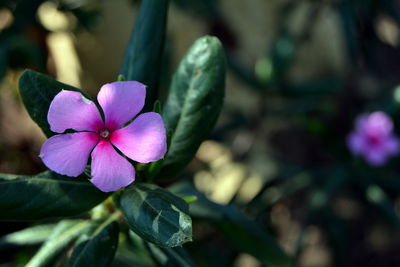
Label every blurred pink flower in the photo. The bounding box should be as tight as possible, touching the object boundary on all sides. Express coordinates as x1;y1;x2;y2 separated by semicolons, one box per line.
40;81;167;192
347;111;399;166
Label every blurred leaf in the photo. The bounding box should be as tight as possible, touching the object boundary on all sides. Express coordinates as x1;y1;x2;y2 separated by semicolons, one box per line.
0;171;108;221
182;196;198;203
26;220;90;267
170;182;293;267
19;69;85;137
159;36;225;180
172;0;218;19
293;171;347;262
120;183;192;247
226;53;266;90
68;221;119;267
120;0;169;110
148;242;195;267
352;168;400;227
323;211;348;267
153;100;162;113
255;173;313;207
365;184;400;226
337;2;358;64
0;44;7;80
269;34;295;81
7;36;45;70
281;77;342;96
0;224;56;248
113;230;158;266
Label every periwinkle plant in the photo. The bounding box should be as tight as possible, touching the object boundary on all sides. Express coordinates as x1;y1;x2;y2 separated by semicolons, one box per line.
0;1;232;266
348;111;400;166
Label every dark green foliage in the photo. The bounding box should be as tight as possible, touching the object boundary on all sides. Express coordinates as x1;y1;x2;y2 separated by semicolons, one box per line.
69;221;119;267
170;182;293;267
148;243;195;267
19;69;85;137
159;36;225;180
120;183;192;247
120;0;169;110
0;171;108;220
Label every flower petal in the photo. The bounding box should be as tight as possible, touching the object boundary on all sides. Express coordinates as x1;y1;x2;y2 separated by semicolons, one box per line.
347;132;365;155
48;90;103;133
111;112;167;163
97;81;146;131
364;147;388;166
384;135;400;155
354;113;369;131
40;132;98;177
90;140;135;192
366;111;394;136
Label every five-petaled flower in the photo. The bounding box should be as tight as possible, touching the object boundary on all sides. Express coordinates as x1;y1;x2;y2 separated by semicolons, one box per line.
40;81;167;192
347;111;399;166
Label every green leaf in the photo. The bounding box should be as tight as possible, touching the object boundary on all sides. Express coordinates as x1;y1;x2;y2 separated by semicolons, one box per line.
169;182;293;267
148;243;195;267
365;184;400;226
68;221;119;267
120;0;169;110
0;224;56;248
26;220;91;267
352;168;400;227
159;36;225;180
117;74;125;81
119;183;192;247
0;171;108;221
19;69;85;137
182;196;198;204
153;100;162;113
112;230;155;267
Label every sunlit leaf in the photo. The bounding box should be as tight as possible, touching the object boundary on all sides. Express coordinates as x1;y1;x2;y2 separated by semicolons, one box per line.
26;220;90;267
0;224;56;248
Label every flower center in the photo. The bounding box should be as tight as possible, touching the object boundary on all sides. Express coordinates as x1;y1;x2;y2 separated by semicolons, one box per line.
367;133;382;146
100;129;110;139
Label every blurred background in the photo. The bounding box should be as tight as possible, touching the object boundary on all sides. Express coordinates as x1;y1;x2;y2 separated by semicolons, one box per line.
2;0;400;266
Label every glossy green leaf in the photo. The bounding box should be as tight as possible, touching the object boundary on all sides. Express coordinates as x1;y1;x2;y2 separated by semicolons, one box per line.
19;69;84;137
0;171;108;221
26;220;90;267
170;182;293;267
120;0;169;109
119;183;192;247
159;36;225;180
0;224;56;248
68;221;119;267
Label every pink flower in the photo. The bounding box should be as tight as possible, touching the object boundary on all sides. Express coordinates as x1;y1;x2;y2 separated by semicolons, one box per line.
39;81;167;192
347;111;399;166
